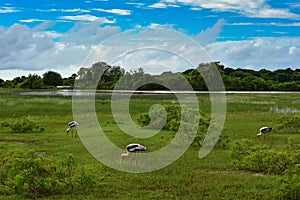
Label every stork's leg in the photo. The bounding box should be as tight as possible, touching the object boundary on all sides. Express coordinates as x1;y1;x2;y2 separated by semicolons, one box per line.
120;156;125;165
133;153;138;166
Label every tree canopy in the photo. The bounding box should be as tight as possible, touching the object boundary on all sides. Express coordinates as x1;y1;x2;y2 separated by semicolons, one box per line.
1;62;300;91
43;71;63;87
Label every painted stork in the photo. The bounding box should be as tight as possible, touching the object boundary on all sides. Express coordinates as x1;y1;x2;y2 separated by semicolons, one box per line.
120;143;146;165
257;127;272;139
66;121;79;137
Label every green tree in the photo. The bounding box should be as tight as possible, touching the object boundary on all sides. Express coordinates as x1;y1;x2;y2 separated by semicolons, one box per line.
43;71;63;87
250;77;270;91
19;74;44;89
274;81;299;91
63;73;77;88
76;62;125;89
0;78;4;87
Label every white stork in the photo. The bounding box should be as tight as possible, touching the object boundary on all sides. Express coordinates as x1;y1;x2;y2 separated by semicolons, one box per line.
257;127;272;139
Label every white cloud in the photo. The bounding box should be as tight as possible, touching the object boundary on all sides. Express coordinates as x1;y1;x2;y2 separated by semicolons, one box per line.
33;31;63;39
158;0;300;19
289;46;300;55
272;22;300;27
228;21;300;27
81;27;212;74
148;23;164;28
148;2;180;8
0;6;20;13
60;15;116;23
206;37;300;69
0;20;299;81
0;22;122;80
190;7;201;11
19;19;45;23
125;2;144;8
37;8;90;13
247;7;300;19
93;8;131;15
61;8;90;13
32;20;56;31
193;19;225;45
61;22;121;45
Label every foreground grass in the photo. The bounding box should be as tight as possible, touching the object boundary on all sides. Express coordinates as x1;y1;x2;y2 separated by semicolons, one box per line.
0;91;299;199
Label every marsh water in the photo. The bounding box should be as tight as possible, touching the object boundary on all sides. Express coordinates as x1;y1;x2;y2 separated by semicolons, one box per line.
17;89;300;97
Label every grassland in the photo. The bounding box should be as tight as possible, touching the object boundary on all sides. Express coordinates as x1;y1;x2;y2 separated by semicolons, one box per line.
0;90;300;199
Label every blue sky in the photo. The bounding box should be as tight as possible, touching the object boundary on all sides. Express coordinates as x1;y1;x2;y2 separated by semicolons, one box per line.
0;0;300;80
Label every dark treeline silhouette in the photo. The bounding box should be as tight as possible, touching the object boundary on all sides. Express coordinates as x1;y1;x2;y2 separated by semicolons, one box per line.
1;61;300;91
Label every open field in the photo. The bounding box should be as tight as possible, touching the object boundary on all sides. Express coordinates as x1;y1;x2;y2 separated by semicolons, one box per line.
0;90;300;199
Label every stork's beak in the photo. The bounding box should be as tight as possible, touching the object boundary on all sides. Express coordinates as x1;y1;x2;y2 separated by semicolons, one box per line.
256;134;261;139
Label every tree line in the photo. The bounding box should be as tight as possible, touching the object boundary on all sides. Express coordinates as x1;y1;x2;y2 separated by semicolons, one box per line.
1;61;300;91
0;71;77;89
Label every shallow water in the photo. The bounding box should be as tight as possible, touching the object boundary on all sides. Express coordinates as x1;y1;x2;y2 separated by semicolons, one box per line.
270;107;300;114
17;90;300;97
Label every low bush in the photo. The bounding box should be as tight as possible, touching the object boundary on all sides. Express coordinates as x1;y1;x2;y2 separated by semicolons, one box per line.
278;164;300;199
137;103;231;149
230;138;300;199
137;103;206;132
275;115;300;134
0;149;103;199
231;138;300;175
1;116;44;133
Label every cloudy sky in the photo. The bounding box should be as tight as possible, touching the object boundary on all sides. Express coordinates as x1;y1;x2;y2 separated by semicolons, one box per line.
0;0;299;80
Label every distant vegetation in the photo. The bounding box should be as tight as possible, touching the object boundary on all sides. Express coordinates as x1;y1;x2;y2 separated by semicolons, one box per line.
1;61;300;90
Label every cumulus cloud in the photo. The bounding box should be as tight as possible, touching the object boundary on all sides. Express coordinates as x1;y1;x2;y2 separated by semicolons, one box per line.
0;22;122;79
61;22;121;45
193;19;225;45
0;24;53;66
82;27;211;74
0;19;299;80
206;37;300;69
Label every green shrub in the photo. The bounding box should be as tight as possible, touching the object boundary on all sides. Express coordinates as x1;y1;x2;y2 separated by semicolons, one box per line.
137;103;208;131
1;116;44;133
0;149;103;199
137;103;230;149
275;115;300;134
231;138;300;175
230;136;300;200
278;164;300;199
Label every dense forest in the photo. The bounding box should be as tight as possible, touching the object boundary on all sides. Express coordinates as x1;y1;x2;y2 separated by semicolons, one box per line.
1;61;300;91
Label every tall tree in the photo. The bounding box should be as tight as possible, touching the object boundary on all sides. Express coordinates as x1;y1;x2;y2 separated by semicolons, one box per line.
43;71;63;87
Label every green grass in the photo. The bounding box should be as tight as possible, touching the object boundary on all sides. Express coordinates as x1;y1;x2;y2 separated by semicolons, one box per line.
0;91;300;199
